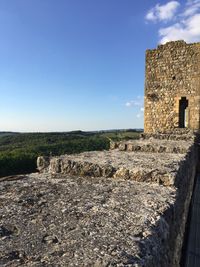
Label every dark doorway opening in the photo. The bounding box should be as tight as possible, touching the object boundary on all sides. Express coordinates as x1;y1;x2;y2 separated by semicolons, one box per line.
179;97;188;128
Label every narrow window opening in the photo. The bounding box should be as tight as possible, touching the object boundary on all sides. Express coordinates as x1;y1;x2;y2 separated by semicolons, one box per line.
179;97;189;128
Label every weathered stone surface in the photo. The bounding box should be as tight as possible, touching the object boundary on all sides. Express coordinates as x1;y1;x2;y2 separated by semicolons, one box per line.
37;156;50;172
0;173;176;267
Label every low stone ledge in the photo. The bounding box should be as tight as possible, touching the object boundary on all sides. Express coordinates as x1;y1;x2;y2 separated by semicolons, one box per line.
140;129;196;141
37;151;186;186
110;139;193;154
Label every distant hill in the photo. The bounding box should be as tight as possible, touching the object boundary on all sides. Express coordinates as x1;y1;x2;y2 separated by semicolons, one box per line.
0;132;19;138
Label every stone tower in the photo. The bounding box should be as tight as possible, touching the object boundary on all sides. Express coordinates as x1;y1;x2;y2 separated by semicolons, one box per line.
144;40;200;133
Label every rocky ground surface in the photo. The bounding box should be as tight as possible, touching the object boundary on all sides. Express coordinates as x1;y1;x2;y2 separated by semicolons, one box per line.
0;173;176;267
37;150;186;186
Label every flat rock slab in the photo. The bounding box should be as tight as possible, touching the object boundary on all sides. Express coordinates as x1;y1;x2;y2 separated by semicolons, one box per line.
0;173;175;267
110;139;193;154
38;151;186;186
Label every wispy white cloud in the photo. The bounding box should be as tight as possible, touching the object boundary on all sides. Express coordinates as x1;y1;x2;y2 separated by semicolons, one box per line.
146;0;200;44
136;107;144;119
136;113;142;118
125;100;141;107
125;96;143;108
146;1;180;22
183;0;200;17
125;96;144;119
159;14;200;43
125;101;133;107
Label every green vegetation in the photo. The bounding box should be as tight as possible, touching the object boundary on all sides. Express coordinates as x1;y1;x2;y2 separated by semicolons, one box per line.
0;130;141;177
100;130;141;141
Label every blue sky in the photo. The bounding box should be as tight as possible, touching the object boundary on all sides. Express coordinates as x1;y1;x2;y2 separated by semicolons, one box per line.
1;0;200;132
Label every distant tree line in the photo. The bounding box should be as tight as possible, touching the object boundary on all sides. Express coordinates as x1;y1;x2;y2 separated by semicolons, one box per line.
0;130;140;177
0;133;110;177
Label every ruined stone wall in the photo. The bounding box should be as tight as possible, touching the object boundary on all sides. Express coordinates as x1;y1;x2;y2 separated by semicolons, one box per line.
0;132;199;266
144;40;200;133
36;131;199;266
